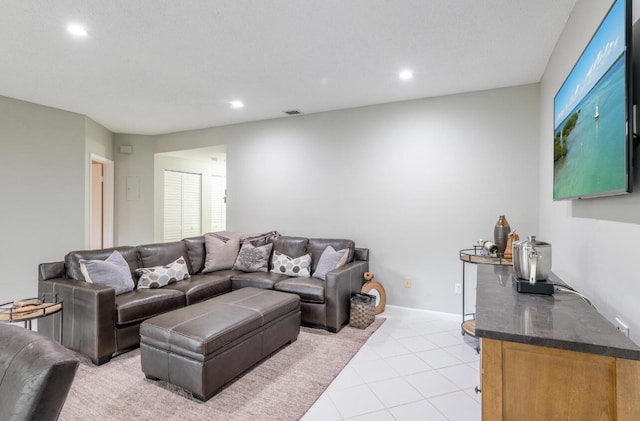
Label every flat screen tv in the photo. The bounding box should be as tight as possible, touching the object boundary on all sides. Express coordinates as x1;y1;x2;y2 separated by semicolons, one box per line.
553;0;632;200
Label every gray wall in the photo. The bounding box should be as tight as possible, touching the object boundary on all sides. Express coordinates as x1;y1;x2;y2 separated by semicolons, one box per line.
113;134;155;246
0;96;87;303
153;84;540;314
540;0;640;344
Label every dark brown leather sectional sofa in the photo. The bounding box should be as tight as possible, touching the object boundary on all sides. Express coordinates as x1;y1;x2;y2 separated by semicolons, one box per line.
38;234;369;365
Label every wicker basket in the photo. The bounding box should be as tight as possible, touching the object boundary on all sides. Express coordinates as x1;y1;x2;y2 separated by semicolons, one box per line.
349;293;375;329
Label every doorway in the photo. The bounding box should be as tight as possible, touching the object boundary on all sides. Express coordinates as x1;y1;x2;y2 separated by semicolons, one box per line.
155;145;226;241
90;154;114;249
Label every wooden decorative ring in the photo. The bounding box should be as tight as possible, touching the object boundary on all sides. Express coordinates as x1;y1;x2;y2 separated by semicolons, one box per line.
361;280;386;314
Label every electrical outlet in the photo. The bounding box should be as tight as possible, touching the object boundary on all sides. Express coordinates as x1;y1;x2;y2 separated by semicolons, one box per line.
455;283;462;294
615;317;630;337
404;277;411;288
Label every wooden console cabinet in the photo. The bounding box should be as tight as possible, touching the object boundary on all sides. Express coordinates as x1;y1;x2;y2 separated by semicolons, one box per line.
474;265;640;421
481;337;640;420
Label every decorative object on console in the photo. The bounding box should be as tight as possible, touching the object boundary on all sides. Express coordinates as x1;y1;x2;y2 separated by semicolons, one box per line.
136;256;190;289
503;231;519;260
232;242;273;272
493;215;510;255
270;251;312;277
478;239;498;256
79;250;135;295
361;272;386;314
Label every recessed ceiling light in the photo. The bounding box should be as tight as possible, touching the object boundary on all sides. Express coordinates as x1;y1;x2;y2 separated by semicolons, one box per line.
67;24;88;37
229;100;244;109
399;70;413;80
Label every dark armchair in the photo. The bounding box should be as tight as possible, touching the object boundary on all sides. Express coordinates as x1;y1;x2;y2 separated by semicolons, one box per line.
0;324;79;421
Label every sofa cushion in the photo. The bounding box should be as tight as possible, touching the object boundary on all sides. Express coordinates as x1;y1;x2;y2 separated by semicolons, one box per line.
164;273;231;305
183;236;206;274
79;250;135;295
231;272;290;290
233;242;272;272
65;246;138;281
204;268;245;278
115;289;185;325
137;241;192;275
272;236;308;259
274;277;325;304
270;251;312;277
136;256;190;289
307;239;355;272
202;232;241;273
312;246;349;280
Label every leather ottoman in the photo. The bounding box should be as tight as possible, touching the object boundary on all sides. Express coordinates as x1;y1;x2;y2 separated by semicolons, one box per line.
140;287;300;401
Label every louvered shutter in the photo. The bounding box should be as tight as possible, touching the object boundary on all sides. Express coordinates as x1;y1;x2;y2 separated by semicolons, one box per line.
210;175;226;232
163;170;202;241
181;172;201;238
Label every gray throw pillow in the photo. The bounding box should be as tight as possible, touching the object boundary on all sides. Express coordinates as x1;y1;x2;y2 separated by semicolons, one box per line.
79;250;135;295
202;232;241;273
312;246;349;280
233;242;273;272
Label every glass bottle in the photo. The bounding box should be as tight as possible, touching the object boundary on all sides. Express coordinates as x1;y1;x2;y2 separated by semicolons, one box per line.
479;239;498;255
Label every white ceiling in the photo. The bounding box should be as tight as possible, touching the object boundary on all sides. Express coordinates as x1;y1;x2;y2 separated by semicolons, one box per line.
0;0;576;135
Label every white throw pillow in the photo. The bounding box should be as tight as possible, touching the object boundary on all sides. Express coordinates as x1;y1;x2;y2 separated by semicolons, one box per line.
136;256;190;289
270;251;312;277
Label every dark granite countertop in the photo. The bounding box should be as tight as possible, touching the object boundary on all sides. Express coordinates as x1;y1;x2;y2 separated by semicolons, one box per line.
474;264;640;360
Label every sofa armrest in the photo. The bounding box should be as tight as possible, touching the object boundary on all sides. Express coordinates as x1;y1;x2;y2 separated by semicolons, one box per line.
324;260;369;332
38;278;116;365
38;261;65;281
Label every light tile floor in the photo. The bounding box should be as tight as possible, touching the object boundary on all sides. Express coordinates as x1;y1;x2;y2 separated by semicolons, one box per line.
302;306;481;421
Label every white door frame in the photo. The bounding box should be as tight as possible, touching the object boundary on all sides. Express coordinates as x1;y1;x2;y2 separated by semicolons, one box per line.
90;154;114;248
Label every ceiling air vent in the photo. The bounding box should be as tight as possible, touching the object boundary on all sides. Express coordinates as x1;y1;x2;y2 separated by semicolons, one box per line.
283;110;302;115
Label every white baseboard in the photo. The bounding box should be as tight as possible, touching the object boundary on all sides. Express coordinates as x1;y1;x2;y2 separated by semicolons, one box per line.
383;304;459;322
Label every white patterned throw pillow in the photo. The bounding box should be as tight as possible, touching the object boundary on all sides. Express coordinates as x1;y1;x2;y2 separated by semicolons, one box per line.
136;256;190;289
270;251;312;277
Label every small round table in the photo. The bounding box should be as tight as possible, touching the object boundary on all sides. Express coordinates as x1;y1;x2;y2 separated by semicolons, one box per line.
459;247;512;351
0;293;62;331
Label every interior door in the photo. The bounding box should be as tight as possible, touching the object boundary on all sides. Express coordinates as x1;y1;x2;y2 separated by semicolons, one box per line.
90;160;104;249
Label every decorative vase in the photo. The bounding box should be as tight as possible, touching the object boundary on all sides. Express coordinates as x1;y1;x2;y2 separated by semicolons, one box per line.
504;231;519;260
493;215;510;256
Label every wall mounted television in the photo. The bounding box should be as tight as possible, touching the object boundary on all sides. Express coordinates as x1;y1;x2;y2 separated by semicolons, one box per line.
553;0;633;200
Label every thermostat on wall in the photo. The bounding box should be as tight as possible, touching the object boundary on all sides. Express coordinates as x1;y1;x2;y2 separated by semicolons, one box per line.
119;144;133;154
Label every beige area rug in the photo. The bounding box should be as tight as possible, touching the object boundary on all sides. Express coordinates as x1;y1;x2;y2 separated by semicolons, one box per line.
59;318;384;421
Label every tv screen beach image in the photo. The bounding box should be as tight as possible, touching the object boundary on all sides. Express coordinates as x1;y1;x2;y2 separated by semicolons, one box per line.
553;0;628;200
